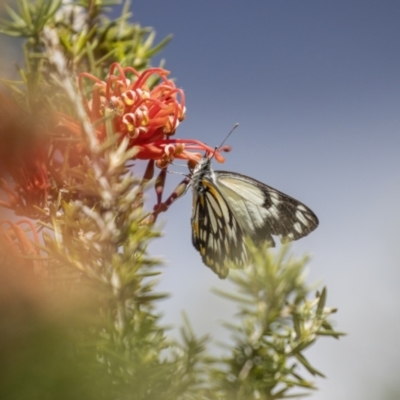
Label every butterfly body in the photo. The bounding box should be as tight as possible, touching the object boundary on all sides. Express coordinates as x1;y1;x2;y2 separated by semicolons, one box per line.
190;156;319;278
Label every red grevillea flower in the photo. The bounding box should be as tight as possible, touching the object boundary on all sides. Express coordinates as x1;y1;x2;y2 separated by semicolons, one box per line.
73;63;227;167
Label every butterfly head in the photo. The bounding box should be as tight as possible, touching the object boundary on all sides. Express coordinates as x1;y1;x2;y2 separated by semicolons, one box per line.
191;154;215;193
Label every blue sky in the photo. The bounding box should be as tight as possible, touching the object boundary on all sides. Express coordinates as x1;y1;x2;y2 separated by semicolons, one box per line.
127;1;400;399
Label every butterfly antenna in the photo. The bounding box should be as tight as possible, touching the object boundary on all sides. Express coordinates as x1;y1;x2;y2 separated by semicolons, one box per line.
210;123;239;160
218;123;239;151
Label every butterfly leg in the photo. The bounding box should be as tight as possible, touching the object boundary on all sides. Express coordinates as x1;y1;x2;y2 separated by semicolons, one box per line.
140;160;169;206
140;160;191;224
147;176;191;224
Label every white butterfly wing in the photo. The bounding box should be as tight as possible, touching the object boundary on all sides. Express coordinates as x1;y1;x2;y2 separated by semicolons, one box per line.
191;179;250;279
214;171;319;245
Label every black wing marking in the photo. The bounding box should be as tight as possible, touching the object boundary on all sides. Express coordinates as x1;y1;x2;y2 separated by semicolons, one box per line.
215;171;319;245
191;180;249;279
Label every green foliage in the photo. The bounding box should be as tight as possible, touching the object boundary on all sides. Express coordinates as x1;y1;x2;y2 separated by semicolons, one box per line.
0;2;343;399
0;0;62;37
1;0;171;109
209;245;344;399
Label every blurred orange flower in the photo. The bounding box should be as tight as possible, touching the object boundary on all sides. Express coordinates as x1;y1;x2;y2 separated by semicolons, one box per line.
0;220;43;270
0;93;51;217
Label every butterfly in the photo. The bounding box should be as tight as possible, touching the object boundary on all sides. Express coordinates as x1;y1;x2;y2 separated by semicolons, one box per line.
189;155;319;279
